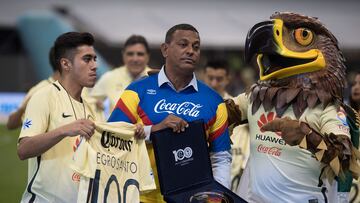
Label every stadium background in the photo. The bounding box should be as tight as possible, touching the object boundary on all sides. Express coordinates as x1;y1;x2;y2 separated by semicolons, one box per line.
0;0;360;202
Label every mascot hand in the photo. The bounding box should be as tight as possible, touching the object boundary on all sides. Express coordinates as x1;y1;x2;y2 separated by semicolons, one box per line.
261;117;308;146
225;99;242;127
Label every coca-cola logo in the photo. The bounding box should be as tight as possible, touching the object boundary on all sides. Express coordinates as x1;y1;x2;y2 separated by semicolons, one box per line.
257;144;282;157
72;172;80;182
154;99;202;117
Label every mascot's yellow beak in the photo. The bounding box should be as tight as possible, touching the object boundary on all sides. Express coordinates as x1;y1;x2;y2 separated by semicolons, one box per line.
245;19;326;81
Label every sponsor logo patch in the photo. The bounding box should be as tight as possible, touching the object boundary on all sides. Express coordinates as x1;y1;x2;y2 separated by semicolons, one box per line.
62;113;72;118
146;89;157;95
257;144;282;157
257;112;281;136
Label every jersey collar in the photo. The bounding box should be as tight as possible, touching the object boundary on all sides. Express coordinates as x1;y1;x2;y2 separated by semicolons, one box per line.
157;66;198;92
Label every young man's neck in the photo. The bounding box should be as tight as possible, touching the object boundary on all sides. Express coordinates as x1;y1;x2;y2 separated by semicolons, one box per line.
58;77;83;102
164;66;193;91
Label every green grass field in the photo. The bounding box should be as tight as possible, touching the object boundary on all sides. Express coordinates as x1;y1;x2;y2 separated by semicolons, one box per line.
0;125;27;202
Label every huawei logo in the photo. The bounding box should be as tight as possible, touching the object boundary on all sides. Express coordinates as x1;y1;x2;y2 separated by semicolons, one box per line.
257;112;282;136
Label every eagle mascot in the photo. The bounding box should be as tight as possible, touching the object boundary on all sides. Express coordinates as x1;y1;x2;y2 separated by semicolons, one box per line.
227;12;360;202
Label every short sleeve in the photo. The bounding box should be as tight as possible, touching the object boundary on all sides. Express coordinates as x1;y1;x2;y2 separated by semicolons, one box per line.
319;105;351;138
18;89;51;140
233;93;249;120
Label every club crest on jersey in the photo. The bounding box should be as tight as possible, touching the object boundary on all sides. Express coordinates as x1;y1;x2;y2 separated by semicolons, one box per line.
22;118;32;129
154;99;202;117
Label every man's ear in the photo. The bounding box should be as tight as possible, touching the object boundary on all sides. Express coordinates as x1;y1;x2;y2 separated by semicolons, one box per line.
60;58;71;71
160;43;168;58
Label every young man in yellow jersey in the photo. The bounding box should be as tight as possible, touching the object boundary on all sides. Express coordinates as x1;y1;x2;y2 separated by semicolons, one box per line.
17;32;98;203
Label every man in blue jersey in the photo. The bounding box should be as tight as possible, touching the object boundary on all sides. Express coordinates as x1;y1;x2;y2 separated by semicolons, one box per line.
108;24;232;202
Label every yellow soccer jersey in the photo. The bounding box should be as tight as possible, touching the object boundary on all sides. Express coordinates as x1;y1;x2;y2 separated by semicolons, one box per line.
91;66;151;112
223;92;251;192
19;81;96;203
235;93;351;202
71;121;156;203
20;77;55;108
230;124;250;192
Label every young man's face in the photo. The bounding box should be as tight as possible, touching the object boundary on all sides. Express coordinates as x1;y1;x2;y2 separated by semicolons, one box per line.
162;30;200;75
70;45;97;88
122;43;149;78
204;67;229;95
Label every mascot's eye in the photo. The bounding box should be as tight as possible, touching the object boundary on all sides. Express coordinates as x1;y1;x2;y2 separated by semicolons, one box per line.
294;28;313;46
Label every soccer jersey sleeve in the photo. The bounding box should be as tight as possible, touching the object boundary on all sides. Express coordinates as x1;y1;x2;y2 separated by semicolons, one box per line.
19;88;50;140
233;93;249;120
108;89;141;124
208;102;231;152
319;105;351;138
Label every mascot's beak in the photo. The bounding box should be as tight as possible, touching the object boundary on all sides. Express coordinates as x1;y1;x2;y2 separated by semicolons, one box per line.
245;19;326;81
245;20;275;63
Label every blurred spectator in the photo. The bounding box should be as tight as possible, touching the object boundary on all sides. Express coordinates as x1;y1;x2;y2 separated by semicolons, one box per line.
203;58;250;192
6;47;60;130
350;72;360;114
204;59;232;99
349;71;360;203
90;35;151;116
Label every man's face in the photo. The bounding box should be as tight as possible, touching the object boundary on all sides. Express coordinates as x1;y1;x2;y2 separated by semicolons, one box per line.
351;74;360;103
162;30;200;74
69;45;97;88
204;67;229;95
123;43;149;78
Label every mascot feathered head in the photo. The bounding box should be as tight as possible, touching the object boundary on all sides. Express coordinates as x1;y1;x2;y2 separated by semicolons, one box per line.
245;12;346;118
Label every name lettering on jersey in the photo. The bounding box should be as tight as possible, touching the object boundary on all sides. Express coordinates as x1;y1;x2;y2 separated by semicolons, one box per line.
22;118;32;129
154;99;202;117
96;152;138;174
257;144;282;157
146;89;157;95
101;131;133;152
255;134;286;145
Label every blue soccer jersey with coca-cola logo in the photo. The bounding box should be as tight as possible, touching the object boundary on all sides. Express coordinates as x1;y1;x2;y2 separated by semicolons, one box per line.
108;73;230;152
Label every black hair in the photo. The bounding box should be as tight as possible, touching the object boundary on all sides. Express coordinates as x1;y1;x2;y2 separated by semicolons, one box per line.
123;35;150;53
54;32;94;72
165;24;199;44
48;46;57;72
206;58;230;75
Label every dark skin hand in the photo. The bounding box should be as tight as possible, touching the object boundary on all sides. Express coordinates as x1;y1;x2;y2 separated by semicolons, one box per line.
152;114;189;133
